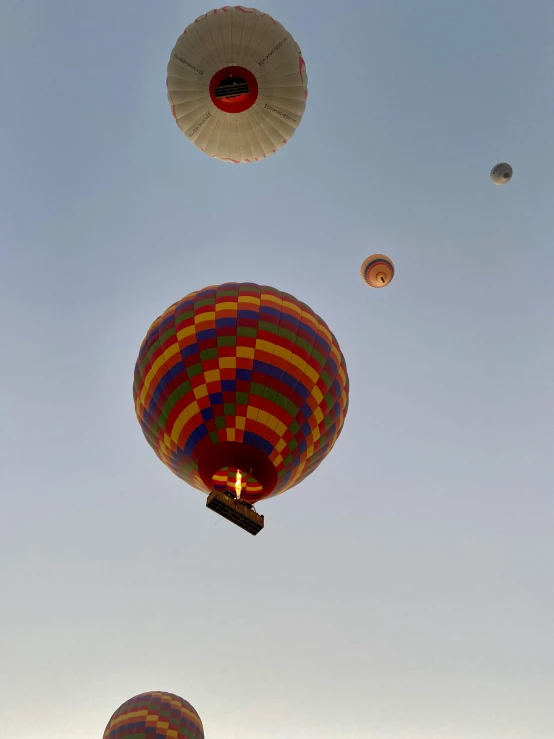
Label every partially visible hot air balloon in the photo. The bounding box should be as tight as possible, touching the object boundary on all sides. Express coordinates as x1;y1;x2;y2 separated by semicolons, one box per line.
360;255;394;288
490;162;513;185
103;691;204;739
133;283;349;534
167;6;308;163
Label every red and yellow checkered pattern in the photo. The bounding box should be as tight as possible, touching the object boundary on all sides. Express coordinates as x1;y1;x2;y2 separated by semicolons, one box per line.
133;282;349;504
103;691;204;739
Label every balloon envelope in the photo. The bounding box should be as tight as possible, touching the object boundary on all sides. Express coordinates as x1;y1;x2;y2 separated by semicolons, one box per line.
167;6;308;163
490;162;513;185
133;283;349;505
103;691;204;739
360;254;395;288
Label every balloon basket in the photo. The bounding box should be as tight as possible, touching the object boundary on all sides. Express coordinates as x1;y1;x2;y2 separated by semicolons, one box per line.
206;489;264;535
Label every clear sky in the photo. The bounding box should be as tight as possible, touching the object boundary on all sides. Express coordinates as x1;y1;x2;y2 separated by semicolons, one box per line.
1;1;553;737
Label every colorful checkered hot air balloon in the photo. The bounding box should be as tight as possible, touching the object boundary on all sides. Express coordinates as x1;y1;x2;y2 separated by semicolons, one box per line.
103;691;204;739
133;283;349;534
167;6;308;163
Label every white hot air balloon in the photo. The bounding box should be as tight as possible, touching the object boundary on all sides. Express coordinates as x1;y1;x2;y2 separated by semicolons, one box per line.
167;6;308;163
490;162;513;185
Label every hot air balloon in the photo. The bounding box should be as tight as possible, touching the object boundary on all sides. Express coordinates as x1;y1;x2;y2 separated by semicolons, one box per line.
490;162;513;185
134;283;349;534
166;6;308;163
360;255;394;288
103;691;204;739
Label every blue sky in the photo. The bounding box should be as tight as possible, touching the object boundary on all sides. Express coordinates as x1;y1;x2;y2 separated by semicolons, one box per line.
1;1;553;737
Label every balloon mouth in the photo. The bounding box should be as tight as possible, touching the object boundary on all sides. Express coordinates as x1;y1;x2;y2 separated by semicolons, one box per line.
503;173;510;179
209;66;259;114
197;441;276;503
212;466;263;501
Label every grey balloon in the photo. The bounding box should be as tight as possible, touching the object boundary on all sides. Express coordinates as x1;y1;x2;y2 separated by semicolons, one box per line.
490;162;513;185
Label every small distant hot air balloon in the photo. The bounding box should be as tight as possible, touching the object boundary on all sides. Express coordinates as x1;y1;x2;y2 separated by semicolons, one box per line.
103;691;204;739
167;6;308;163
133;283;349;534
490;162;513;185
360;255;394;288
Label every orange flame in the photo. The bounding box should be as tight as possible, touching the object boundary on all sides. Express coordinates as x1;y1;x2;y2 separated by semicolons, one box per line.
235;470;242;500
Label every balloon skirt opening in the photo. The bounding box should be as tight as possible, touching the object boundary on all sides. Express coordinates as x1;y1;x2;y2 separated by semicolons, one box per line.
197;441;277;503
212;466;263;499
209;66;259;113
